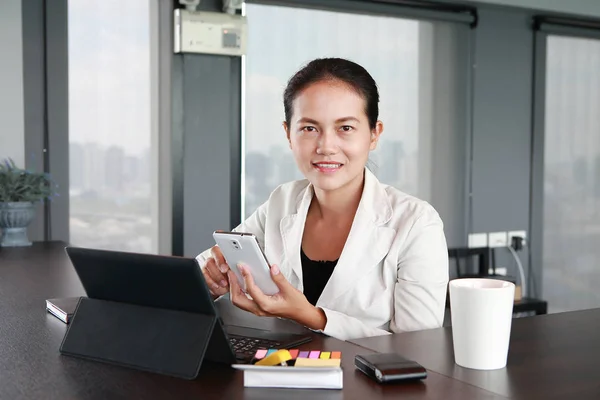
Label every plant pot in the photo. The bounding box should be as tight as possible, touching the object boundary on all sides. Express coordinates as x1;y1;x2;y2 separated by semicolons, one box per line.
0;202;35;247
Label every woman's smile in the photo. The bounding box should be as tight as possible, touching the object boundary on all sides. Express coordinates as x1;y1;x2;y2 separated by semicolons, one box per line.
312;161;344;173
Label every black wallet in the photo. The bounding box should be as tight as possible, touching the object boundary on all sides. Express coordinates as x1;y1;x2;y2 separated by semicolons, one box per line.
355;353;427;383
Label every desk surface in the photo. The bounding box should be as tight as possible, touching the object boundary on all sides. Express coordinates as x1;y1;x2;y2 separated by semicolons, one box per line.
351;307;600;399
0;242;503;400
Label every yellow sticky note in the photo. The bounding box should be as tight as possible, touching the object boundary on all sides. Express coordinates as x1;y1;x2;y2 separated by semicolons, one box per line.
255;350;292;366
320;352;331;359
294;358;341;367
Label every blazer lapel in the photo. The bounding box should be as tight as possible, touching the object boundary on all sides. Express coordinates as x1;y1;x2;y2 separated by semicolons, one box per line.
280;186;313;289
317;170;396;307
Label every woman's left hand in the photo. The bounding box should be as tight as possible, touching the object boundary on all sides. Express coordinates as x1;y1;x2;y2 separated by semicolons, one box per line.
227;264;326;331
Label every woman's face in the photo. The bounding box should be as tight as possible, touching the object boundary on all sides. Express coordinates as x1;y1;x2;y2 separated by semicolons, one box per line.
284;79;383;194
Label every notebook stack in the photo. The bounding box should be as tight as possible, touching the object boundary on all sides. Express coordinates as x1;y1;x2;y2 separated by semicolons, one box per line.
232;349;343;389
45;297;80;324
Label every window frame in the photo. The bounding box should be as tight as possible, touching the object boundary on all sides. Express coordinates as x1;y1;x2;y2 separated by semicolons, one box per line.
530;19;600;301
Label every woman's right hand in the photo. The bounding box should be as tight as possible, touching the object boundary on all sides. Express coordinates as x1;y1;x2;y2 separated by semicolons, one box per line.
202;245;230;298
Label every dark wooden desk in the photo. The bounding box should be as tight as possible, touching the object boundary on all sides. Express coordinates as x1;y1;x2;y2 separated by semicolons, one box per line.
0;242;503;400
351;309;600;399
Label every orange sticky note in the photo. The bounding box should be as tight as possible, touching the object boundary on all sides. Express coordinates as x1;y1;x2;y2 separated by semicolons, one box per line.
320;352;331;359
331;351;341;359
289;349;299;359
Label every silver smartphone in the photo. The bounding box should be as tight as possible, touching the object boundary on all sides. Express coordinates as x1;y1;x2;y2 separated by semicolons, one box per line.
212;231;279;296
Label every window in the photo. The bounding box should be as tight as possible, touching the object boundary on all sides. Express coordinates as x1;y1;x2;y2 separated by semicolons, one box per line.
68;0;155;252
542;35;600;313
243;3;469;246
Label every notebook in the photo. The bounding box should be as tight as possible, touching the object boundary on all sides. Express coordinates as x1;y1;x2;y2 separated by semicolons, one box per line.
46;297;80;324
232;349;343;389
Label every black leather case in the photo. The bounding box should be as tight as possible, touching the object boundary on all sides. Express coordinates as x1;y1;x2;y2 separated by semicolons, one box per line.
355;353;427;383
60;297;216;379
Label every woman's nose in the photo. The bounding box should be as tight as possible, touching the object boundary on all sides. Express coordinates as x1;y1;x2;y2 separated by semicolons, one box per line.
316;131;338;155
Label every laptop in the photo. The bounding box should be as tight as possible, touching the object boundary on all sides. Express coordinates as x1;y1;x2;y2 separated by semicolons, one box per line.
64;246;312;364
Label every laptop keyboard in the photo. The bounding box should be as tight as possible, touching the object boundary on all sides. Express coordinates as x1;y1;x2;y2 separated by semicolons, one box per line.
228;335;282;360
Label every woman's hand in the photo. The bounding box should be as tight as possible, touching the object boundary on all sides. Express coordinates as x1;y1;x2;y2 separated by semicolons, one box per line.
228;264;327;331
202;246;231;298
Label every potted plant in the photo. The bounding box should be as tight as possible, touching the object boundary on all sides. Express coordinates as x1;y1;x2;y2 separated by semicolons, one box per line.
0;158;56;247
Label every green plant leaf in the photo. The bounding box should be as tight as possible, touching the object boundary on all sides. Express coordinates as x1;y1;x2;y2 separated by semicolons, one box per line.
0;158;57;202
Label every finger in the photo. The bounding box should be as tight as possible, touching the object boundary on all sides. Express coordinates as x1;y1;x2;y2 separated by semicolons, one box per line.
211;246;229;273
228;269;249;300
206;260;229;290
238;264;270;307
227;268;243;294
203;269;227;296
228;270;262;315
269;264;289;292
206;258;229;288
269;265;292;294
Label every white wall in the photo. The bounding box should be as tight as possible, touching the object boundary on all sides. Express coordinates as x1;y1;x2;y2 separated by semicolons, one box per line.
473;0;600;18
0;0;25;167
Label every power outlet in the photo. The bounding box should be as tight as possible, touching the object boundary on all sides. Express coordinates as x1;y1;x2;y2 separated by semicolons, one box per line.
468;233;488;248
488;267;508;276
508;230;527;246
488;232;508;248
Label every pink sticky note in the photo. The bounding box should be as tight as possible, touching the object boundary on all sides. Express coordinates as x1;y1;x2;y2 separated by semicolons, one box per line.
254;349;268;360
309;351;320;359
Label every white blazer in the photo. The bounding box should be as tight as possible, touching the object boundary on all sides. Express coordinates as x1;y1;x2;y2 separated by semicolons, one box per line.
197;169;449;341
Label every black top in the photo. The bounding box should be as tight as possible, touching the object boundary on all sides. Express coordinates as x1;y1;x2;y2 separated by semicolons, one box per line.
301;248;338;306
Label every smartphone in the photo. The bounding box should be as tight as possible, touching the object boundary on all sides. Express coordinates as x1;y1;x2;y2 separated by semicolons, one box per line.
212;231;279;296
355;353;427;383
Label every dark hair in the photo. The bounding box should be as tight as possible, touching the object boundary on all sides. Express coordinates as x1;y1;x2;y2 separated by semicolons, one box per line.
283;58;380;129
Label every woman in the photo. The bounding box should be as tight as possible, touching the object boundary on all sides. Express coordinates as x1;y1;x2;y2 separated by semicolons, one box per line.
197;58;449;341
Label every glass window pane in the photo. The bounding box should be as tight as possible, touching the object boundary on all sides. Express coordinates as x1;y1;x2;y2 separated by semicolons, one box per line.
243;4;468;246
543;35;600;313
68;0;155;253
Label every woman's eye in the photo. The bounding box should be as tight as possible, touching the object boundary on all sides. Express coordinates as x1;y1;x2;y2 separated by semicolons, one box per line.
340;125;354;132
301;126;317;133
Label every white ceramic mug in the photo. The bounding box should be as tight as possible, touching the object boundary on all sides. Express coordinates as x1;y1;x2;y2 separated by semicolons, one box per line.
449;278;515;370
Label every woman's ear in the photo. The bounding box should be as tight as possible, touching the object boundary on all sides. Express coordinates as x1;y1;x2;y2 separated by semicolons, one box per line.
283;122;292;149
369;121;384;150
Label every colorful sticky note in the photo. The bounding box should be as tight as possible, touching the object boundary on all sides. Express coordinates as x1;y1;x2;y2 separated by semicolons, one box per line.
295;358;341;367
255;350;292;366
266;349;277;356
289;349;299;359
254;349;268;359
320;352;331;359
331;351;341;359
309;351;320;359
298;351;310;358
